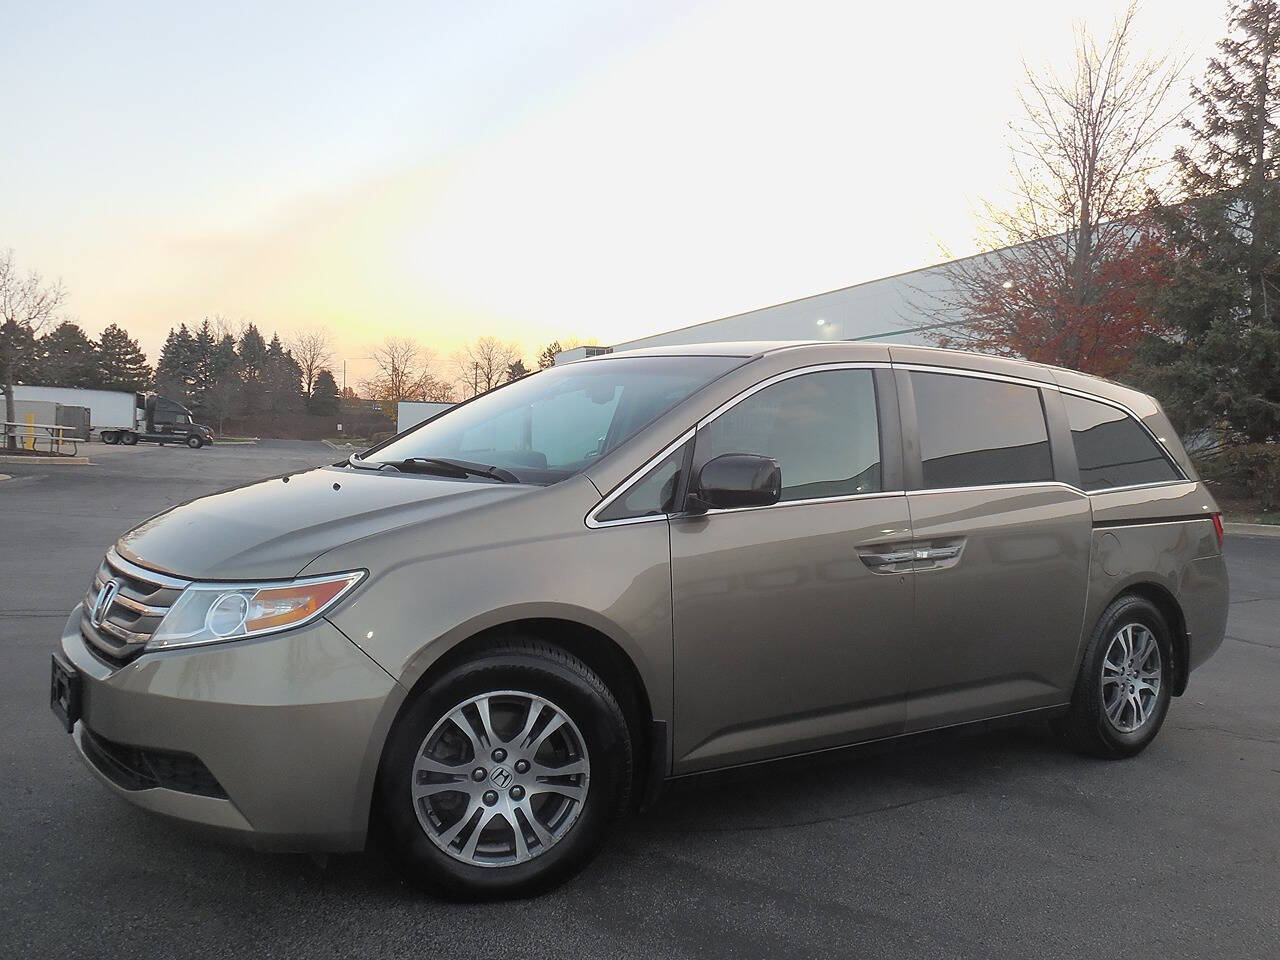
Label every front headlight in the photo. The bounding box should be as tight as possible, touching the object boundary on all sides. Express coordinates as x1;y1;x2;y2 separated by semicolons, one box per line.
146;571;365;651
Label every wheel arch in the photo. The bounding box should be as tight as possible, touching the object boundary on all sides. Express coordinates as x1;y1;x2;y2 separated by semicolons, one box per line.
371;614;663;832
1107;580;1191;696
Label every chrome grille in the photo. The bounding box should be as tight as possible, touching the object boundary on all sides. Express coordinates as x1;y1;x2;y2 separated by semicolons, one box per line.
81;548;189;665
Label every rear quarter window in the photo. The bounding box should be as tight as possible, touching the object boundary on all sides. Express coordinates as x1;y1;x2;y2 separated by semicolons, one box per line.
1063;394;1181;491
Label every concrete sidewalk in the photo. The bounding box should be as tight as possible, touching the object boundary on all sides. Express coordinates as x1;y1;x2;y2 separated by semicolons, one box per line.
1225;521;1280;538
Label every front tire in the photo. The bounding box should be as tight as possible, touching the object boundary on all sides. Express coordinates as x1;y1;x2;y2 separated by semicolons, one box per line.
1063;594;1173;759
186;435;203;448
374;639;633;899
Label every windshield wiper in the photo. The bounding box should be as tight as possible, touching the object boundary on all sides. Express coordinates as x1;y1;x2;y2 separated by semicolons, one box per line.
353;456;517;483
405;457;520;483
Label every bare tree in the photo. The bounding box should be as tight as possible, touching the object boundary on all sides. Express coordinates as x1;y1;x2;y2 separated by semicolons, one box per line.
419;374;457;403
288;327;334;398
364;337;432;403
453;336;523;398
1;250;68;448
922;3;1186;376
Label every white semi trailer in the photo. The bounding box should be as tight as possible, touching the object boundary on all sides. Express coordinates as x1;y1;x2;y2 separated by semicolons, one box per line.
10;386;136;434
9;386;214;448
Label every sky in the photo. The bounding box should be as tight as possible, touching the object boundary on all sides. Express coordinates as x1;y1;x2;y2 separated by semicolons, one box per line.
1;0;1230;386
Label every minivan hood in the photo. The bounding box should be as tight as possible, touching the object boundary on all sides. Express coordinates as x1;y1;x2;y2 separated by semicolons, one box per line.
116;465;531;580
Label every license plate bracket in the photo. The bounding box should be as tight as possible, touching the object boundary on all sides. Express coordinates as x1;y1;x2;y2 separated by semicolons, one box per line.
50;654;81;733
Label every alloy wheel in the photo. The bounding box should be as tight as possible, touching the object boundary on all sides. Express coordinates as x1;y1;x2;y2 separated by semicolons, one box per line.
410;690;591;867
1100;623;1162;734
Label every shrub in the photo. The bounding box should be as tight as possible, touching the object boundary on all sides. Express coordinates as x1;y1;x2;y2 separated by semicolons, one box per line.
367;431;392;446
1197;444;1280;511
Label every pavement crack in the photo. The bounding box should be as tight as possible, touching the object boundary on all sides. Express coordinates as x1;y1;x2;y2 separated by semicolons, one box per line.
658;789;966;835
1226;634;1280;650
1171;723;1280;746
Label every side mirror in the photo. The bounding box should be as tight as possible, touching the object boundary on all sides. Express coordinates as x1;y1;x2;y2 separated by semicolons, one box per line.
688;453;782;512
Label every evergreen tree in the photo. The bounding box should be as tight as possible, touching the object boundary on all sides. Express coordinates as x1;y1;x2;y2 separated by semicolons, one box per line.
154;323;198;405
236;324;268;416
309;368;339;416
204;333;241;434
537;341;562;369
506;359;530;382
1139;0;1280;441
32;321;97;386
264;334;303;417
95;324;152;391
190;319;217;414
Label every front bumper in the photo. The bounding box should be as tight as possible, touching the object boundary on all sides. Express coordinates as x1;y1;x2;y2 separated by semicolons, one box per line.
59;606;404;851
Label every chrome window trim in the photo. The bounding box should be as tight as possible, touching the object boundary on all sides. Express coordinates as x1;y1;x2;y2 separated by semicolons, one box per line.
585;359;1197;528
585;362;890;529
907;480;1082;497
1054;385;1189;485
692;489;906;518
585;429;695;529
895;362;1189;490
892;362;1055;393
1080;479;1197;496
905;478;1193;498
695;361;890;430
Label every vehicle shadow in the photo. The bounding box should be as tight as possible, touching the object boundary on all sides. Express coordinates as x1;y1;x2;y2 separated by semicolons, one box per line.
137;715;1074;902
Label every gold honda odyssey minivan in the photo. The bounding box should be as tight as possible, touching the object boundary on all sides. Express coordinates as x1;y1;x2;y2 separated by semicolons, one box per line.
52;341;1229;897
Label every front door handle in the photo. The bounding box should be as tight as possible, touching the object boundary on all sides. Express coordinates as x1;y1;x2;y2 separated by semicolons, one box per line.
914;546;960;562
859;549;915;568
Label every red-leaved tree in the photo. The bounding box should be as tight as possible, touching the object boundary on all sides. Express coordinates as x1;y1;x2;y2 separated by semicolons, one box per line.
925;3;1183;377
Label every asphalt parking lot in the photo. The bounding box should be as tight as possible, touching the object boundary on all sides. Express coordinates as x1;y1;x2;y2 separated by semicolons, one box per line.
2;441;1278;959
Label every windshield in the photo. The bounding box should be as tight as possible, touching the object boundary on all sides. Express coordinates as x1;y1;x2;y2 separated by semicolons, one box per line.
361;355;742;484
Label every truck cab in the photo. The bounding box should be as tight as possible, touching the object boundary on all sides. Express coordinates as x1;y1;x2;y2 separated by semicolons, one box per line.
99;394;215;448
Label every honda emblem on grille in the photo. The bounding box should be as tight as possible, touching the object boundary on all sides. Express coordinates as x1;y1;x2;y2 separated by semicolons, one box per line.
91;579;120;628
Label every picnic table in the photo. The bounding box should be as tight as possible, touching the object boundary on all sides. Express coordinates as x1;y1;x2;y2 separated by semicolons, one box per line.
0;421;81;455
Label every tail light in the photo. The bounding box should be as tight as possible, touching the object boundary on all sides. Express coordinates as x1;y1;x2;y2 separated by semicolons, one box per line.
1211;512;1225;549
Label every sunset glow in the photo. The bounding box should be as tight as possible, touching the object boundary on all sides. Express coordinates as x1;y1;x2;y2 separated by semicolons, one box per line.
3;0;1225;382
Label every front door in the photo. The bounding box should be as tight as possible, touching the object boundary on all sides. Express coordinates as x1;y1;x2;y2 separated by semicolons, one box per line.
899;369;1091;731
670;367;915;773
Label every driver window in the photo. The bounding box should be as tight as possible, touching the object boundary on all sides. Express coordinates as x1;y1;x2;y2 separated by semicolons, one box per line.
695;369;881;501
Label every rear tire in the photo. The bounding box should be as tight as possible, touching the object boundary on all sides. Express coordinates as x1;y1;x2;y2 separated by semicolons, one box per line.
374;639;632;900
1063;594;1173;759
100;431;119;444
121;432;137;446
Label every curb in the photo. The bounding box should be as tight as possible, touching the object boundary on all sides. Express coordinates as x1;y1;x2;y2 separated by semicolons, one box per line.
0;455;91;465
1224;522;1280;539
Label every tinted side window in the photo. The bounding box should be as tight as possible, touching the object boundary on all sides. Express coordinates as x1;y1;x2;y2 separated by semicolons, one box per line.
1063;394;1180;491
911;372;1052;488
596;445;686;522
696;370;881;501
